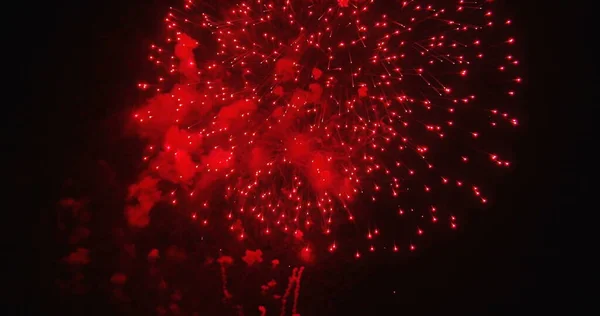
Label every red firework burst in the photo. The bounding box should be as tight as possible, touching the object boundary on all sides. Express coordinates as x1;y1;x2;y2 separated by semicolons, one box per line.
129;0;521;259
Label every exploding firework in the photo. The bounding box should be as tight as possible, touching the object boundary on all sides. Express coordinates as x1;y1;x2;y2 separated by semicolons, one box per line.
129;0;521;259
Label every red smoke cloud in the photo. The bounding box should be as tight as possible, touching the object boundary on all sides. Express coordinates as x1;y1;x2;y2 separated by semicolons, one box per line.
125;176;161;228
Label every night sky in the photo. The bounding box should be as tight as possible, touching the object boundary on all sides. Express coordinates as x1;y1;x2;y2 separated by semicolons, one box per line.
15;0;587;314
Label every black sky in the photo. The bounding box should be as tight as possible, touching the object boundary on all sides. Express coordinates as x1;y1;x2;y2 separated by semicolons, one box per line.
15;0;589;314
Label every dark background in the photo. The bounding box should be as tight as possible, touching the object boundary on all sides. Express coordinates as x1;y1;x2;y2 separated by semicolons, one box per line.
14;0;588;314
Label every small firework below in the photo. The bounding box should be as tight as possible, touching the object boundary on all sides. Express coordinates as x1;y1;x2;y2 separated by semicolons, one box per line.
129;0;520;259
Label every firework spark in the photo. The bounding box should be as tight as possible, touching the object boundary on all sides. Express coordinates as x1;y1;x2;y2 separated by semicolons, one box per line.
129;0;520;259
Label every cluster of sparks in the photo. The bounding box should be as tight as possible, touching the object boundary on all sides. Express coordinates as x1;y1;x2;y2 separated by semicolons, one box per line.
129;0;521;259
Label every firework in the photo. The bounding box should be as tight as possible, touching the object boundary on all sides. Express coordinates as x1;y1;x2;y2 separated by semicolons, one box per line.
129;0;520;259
